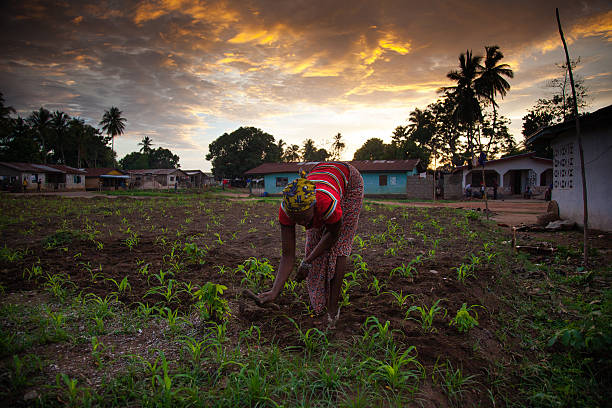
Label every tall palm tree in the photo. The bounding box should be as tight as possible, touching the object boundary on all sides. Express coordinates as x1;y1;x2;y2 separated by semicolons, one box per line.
99;106;127;157
283;144;301;162
330;133;345;160
439;50;483;168
138;136;154;154
28;107;52;163
51;110;69;164
475;45;513;144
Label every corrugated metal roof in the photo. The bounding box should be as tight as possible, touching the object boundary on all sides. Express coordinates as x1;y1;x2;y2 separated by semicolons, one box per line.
83;168;128;177
45;164;86;174
0;162;64;173
244;160;421;175
126;168;187;176
453;152;552;171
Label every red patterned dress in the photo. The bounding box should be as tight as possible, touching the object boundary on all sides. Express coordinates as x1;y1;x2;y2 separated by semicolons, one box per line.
279;162;364;313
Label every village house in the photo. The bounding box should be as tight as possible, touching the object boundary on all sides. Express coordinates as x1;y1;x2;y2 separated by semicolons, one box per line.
0;162;86;191
83;168;130;190
244;160;428;198
127;168;188;190
183;170;215;188
526;104;612;231
445;152;553;200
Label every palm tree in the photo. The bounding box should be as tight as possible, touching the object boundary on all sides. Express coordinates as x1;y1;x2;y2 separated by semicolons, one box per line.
439;50;483;168
51;110;69;164
330;133;345;160
475;45;513;143
27;107;52;163
99;106;127;157
138;136;154;154
283;144;301;162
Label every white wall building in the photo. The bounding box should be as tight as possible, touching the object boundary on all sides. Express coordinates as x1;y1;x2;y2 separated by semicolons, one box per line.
527;105;612;231
454;153;552;197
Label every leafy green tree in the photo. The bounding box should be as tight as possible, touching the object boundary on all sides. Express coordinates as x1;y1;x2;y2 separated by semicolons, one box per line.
0;117;40;163
27;107;52;163
206;126;280;179
99;106;126;156
119;152;149;170
353;138;387;160
149;147;180;168
522;58;588;157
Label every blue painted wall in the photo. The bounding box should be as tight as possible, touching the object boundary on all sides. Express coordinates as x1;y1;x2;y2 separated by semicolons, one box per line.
361;172;412;194
264;172;299;194
263;169;418;195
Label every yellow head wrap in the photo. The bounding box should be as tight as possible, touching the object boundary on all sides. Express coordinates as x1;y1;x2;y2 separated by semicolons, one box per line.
282;169;315;212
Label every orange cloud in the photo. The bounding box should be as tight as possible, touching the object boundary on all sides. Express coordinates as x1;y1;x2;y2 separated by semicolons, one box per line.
133;0;239;26
571;10;612;41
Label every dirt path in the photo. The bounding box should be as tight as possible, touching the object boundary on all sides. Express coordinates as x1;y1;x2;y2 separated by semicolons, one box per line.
372;199;548;227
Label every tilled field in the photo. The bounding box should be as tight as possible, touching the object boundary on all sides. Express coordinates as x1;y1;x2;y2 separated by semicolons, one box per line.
0;195;610;407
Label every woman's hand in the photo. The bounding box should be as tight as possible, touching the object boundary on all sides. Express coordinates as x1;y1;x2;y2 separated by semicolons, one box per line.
296;260;311;282
256;290;278;305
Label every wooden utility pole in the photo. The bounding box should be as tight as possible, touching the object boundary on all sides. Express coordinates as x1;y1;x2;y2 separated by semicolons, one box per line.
556;8;588;265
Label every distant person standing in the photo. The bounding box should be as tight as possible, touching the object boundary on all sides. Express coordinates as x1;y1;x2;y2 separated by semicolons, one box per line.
493;181;498;200
22;178;27;193
37;179;41;192
465;183;472;199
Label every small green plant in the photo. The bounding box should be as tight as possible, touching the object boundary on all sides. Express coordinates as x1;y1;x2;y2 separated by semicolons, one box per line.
340;278;359;307
368;276;385;295
183;242;207;264
237;257;275;292
388;290;413;309
433;359;478;406
1;245;27;262
449;303;482;333
406;299;447;332
287;317;328;356
192;282;230;322
367;346;424;391
353;234;368;249
23;263;43;281
455;263;476;284
91;336;107;369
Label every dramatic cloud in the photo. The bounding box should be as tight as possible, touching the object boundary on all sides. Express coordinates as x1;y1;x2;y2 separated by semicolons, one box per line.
1;0;611;169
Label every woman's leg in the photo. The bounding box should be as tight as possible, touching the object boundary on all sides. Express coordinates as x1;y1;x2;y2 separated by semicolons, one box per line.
327;255;347;318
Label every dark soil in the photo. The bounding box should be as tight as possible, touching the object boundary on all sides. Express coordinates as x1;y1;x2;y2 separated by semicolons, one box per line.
1;195;610;406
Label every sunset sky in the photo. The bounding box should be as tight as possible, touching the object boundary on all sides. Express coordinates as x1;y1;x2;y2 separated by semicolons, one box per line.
1;0;611;171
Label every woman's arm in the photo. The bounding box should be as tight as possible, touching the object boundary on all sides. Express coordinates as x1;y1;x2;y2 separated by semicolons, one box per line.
257;224;296;303
303;218;342;263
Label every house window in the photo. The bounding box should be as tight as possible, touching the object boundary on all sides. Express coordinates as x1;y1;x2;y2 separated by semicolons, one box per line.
379;175;387;186
276;177;288;187
73;175;81;183
170;176;175;182
389;176;397;185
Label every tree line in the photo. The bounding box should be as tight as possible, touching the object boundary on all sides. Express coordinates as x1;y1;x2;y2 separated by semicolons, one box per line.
0;94;181;170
